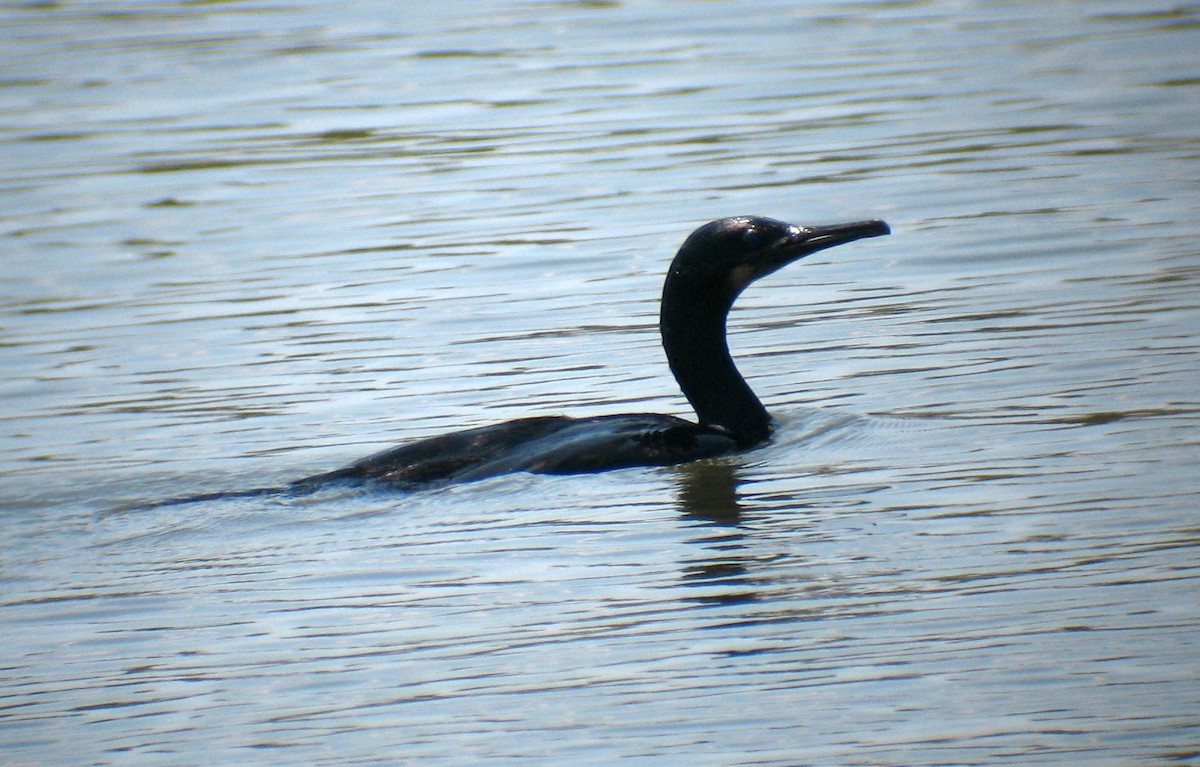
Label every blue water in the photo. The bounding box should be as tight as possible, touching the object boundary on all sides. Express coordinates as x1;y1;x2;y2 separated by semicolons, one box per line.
2;1;1199;765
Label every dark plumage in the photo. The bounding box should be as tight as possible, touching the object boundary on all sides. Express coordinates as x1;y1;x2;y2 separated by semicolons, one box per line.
296;216;889;491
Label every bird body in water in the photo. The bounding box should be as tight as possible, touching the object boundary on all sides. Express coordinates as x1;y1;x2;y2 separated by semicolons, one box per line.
294;215;889;492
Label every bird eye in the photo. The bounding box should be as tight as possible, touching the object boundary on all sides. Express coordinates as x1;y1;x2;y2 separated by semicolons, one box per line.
741;228;765;250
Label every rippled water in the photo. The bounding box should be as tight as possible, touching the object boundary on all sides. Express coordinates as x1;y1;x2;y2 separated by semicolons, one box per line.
3;1;1199;765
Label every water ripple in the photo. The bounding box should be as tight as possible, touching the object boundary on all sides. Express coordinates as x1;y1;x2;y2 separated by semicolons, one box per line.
3;1;1199;765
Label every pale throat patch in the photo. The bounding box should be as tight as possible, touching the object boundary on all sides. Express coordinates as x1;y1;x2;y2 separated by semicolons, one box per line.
727;264;757;297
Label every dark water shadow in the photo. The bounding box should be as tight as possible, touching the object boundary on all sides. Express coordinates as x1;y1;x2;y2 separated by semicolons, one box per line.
672;459;744;524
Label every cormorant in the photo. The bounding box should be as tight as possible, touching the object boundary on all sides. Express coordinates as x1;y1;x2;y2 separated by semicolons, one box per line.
295;215;889;490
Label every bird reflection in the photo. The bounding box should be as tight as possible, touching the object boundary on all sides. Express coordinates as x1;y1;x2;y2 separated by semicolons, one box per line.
673;459;744;523
672;461;756;607
674;468;757;605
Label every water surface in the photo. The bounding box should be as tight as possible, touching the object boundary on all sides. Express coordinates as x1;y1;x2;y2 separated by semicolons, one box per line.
2;1;1198;765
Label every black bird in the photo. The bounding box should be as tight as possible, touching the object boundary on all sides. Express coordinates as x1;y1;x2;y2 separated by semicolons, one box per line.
295;215;889;491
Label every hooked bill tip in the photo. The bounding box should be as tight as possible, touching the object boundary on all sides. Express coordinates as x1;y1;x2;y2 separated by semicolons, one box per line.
793;218;891;247
837;219;889;238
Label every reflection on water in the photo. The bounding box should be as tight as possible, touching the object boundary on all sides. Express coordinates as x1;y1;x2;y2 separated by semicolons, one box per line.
674;460;743;524
2;0;1199;764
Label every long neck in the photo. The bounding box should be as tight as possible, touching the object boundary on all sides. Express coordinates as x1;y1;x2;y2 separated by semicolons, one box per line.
659;278;771;446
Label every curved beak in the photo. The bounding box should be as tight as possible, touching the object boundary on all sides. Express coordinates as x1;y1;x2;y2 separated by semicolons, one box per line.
793;219;890;248
778;218;889;259
723;218;890;301
749;219;889;282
